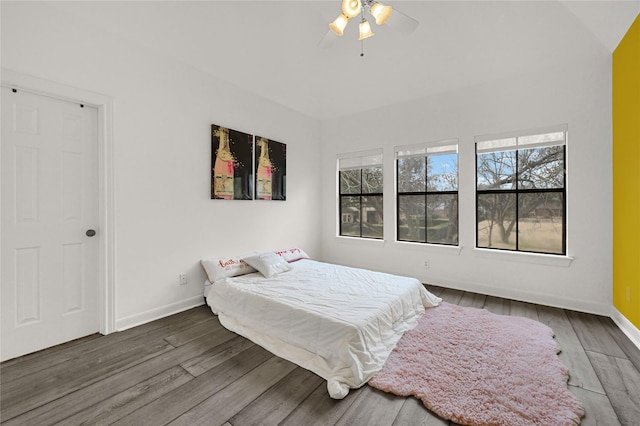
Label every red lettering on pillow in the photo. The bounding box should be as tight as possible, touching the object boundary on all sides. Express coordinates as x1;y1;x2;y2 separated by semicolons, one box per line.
218;258;239;268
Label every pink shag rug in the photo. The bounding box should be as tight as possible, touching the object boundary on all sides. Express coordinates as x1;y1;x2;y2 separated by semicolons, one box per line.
369;302;584;426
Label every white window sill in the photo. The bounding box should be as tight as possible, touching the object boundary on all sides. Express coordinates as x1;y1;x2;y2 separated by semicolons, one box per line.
473;248;574;267
335;236;386;246
394;241;462;256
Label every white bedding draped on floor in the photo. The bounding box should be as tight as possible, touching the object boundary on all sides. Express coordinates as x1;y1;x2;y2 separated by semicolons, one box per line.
206;259;441;398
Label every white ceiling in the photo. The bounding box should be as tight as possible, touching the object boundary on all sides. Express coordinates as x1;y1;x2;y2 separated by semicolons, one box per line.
51;1;639;120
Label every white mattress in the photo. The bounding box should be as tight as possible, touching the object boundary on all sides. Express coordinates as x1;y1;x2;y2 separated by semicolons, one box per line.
205;259;441;398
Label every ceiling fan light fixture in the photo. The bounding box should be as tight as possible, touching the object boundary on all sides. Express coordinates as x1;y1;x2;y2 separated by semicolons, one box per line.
342;0;362;18
325;0;417;54
329;13;349;36
370;2;393;25
358;19;375;40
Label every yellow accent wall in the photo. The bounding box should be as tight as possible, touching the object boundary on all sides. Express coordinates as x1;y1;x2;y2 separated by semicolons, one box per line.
613;13;640;330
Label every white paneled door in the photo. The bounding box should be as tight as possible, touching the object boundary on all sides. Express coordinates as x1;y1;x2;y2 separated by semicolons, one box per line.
1;87;100;361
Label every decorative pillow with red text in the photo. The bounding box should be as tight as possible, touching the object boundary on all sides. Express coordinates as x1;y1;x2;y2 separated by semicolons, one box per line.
201;253;257;283
274;247;310;263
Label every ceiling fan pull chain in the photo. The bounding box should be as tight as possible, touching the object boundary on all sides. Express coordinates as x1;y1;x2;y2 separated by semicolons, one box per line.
361;40;365;57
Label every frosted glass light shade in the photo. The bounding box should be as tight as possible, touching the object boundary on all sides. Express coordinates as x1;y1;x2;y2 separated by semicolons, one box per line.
358;20;375;40
342;0;362;18
329;14;349;36
370;2;392;25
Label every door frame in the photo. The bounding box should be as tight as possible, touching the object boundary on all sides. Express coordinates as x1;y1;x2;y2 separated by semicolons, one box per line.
1;68;116;335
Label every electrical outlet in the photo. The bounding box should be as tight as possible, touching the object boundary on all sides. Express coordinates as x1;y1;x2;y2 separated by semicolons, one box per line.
424;259;430;269
179;273;188;286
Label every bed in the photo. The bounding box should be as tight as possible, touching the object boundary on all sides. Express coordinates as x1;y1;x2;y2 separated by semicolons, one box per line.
202;249;441;399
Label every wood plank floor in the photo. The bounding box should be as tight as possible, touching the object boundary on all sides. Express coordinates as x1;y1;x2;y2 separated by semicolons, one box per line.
2;285;639;425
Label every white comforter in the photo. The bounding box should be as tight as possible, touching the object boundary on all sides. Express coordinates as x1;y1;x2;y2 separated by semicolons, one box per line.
205;259;441;398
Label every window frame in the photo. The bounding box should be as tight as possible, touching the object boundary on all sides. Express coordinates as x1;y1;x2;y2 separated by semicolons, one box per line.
395;140;459;246
475;125;567;255
337;150;384;240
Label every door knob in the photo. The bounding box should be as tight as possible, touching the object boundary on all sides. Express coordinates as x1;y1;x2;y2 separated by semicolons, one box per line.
86;229;96;237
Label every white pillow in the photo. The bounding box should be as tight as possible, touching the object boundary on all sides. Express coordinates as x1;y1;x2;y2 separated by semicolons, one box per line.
200;254;257;283
274;247;310;263
243;252;292;278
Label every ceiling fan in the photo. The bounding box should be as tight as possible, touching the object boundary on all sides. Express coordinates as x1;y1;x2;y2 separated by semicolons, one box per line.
319;0;419;54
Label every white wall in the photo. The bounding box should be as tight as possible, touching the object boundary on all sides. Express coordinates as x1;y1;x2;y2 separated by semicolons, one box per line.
1;2;322;329
1;1;615;330
320;56;613;315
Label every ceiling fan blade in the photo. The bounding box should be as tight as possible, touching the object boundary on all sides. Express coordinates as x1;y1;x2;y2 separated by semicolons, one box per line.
386;7;419;35
318;29;340;48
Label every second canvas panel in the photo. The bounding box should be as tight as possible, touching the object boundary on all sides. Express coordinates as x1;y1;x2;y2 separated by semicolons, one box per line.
255;136;286;200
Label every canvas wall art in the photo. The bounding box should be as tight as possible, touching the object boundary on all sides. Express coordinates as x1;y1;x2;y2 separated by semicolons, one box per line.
255;136;286;200
211;125;253;200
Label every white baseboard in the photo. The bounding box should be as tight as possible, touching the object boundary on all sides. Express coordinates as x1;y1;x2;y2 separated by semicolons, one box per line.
611;308;640;351
417;274;611;316
415;273;639;350
116;296;205;332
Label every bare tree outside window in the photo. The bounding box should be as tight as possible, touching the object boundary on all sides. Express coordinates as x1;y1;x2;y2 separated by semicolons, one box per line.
397;145;459;245
476;130;566;255
339;164;383;239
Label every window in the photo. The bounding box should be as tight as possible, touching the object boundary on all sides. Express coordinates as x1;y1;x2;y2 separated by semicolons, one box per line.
338;150;383;239
476;125;567;255
396;141;459;245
